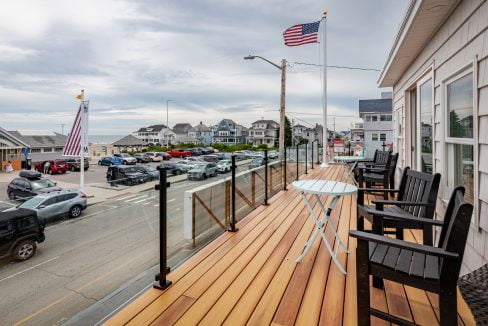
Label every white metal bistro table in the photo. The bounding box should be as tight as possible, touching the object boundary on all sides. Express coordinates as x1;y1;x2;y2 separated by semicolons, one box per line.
333;155;365;186
293;179;358;274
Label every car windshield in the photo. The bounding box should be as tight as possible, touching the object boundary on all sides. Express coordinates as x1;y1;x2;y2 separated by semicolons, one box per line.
145;167;157;172
121;154;130;157
251;158;262;164
30;179;56;190
123;167;138;173
218;160;229;165
19;196;46;209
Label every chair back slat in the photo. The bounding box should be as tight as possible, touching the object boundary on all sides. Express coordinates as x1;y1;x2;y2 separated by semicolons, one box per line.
396;167;411;200
439;187;473;279
387;153;398;179
397;169;441;218
374;150;391;165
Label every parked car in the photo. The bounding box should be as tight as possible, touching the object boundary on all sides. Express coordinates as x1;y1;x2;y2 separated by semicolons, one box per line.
98;156;121;166
144;152;163;162
202;154;220;163
133;153;151;163
217;160;232;173
6;190;88;222
251;152;264;159
65;158;89;172
167;148;192;158
268;151;279;159
184;157;204;164
135;166;159;181
7;171;62;200
234;151;252;160
250;157;265;169
187;163;218;180
107;166;147;186
188;148;203;156
0;208;45;261
213;152;228;160
114;153;137;165
34;159;68;174
161;162;189;175
207;147;219;153
157;152;172;160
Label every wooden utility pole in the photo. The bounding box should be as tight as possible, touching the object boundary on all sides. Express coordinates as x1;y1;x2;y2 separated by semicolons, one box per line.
279;59;287;161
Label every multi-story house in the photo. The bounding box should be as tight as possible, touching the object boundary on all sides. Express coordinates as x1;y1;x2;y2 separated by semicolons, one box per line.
359;94;393;158
172;123;193;135
378;0;488;274
247;119;279;148
350;121;364;147
132;124;175;146
188;122;213;146
212;119;248;145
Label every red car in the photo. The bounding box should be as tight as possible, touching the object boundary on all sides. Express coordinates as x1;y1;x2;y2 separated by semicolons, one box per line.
167;148;192;158
34;159;69;174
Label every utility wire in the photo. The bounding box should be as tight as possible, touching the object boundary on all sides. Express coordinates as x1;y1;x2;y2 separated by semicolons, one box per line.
289;61;381;72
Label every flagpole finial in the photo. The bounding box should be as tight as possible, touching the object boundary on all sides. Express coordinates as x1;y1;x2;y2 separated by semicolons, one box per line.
323;10;327;17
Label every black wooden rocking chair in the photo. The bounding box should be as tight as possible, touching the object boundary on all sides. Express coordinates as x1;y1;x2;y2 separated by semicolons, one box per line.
357;152;398;198
350;187;473;326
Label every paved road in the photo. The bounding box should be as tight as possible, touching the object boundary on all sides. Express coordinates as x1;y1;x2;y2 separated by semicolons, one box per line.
0;161;263;326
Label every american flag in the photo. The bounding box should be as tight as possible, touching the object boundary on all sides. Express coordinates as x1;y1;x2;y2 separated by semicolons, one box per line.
283;21;320;47
63;104;87;156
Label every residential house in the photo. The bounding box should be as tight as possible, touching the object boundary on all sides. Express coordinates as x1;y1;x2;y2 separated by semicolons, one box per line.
173;134;200;145
378;0;488;274
359;95;393;158
212;119;248;145
350;121;365;147
132;124;175;146
112;135;148;152
172;123;193;135
292;124;307;144
188;122;213;146
293;123;334;145
0;127;27;171
9;130;68;163
247;119;279;148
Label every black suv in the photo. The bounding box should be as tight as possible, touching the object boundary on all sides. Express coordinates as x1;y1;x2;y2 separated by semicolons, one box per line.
0;208;45;261
7;171;62;200
107;166;147;186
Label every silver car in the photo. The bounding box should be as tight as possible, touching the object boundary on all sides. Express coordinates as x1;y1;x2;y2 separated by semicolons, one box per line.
5;190;88;223
187;163;218;180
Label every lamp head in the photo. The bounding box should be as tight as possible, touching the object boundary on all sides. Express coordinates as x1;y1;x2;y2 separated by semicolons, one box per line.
244;55;255;60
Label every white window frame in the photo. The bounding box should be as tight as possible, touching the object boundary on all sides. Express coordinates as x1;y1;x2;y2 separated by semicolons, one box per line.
415;72;434;173
372;133;378;141
441;59;479;228
380;133;387;142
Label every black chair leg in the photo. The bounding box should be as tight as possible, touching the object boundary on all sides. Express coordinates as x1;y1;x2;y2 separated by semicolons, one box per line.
358;215;364;231
423;225;433;246
396;228;403;240
372;215;384;289
382;181;388;199
356;240;371;326
439;285;458;326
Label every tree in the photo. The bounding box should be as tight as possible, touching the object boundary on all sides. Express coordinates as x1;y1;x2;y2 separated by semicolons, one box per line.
285;116;292;147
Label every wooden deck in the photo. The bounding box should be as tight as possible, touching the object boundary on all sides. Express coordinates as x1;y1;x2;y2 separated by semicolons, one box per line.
105;164;475;325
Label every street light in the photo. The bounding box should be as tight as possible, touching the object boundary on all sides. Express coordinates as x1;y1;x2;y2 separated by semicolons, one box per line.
244;55;286;161
166;99;174;147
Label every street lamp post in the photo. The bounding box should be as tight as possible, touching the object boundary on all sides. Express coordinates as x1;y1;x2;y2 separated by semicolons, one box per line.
166;100;173;147
244;55;286;161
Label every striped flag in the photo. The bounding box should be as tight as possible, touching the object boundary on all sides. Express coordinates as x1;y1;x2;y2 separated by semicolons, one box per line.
283;21;320;47
63;103;88;157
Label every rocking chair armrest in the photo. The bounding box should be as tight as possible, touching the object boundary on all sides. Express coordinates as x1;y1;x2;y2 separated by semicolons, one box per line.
364;208;444;226
349;231;459;259
358;188;399;194
371;200;435;207
362;167;388;173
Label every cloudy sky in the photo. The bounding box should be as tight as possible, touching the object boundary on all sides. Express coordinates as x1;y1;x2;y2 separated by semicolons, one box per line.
0;0;409;135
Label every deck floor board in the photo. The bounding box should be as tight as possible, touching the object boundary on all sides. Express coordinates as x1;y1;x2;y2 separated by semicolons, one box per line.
105;164;475;326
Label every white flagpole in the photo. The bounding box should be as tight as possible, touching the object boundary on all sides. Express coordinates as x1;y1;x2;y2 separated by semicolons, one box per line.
321;12;329;168
79;90;85;192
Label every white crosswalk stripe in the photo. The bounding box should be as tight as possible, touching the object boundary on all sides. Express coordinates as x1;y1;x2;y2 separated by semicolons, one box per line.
132;196;156;204
124;195;148;203
116;194;138;201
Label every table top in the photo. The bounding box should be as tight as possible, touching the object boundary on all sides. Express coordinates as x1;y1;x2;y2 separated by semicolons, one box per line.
292;180;358;195
333;156;364;162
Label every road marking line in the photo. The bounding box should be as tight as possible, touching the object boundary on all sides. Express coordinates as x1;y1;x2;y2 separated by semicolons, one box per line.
13;249;151;326
168;198;176;203
115;194;137;201
132;196;155;204
154;204;159;207
124;195;148;202
0;256;60;284
142;202;151;205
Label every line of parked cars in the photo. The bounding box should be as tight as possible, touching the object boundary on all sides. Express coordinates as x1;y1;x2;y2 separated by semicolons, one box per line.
2;170;88;262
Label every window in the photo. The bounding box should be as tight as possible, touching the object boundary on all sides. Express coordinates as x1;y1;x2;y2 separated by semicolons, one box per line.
380;133;387;141
365;115;371;122
43;148;53;153
372;133;378;141
419;78;433;173
380;114;392;121
30;148;41;153
445;72;474;205
55;147;63;152
372;115;378;122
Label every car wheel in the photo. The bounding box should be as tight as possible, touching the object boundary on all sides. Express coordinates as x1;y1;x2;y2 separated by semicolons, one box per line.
13;240;36;261
62;170;67;174
8;191;15;200
48;169;52;174
98;161;102;165
123;161;127;165
71;166;76;172
202;173;207;180
69;205;83;218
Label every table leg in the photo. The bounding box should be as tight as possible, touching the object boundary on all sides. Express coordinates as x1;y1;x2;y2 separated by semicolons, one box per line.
296;193;347;275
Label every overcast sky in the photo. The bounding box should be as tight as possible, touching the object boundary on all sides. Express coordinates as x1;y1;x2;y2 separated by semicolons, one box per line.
0;0;409;135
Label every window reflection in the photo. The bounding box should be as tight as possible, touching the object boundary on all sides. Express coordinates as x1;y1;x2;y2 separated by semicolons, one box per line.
447;74;473;138
419;79;432;173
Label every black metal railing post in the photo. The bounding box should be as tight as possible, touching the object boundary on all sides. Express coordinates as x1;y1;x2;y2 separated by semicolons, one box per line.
305;143;308;174
296;144;299;181
311;142;314;170
228;155;238;232
283;146;287;191
154;167;172;291
264;150;268;205
316;140;320;165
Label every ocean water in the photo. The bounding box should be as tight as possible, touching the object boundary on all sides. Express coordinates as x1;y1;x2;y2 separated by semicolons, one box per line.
89;135;125;144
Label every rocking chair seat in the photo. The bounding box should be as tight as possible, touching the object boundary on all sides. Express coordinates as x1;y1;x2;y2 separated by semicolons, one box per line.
362;172;384;181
